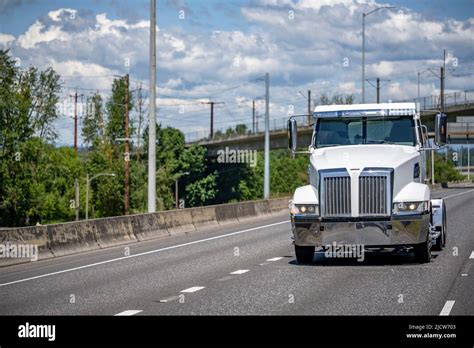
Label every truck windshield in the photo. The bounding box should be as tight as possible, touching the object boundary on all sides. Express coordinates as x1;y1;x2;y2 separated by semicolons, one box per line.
314;116;415;148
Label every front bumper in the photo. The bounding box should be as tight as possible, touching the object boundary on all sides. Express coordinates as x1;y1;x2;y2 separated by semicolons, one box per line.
292;213;430;247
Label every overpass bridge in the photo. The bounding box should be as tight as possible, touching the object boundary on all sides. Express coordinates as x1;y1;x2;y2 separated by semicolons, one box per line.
186;90;474;157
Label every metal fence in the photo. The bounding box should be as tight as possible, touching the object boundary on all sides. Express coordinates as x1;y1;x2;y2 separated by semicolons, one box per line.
184;116;293;143
185;90;474;143
397;90;474;111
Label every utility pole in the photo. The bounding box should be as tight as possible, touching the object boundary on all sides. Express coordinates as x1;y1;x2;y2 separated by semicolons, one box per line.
256;111;259;133
468;123;470;181
70;88;83;155
361;6;395;103
201;101;224;138
264;72;270;200
366;78;388;103
74;89;78;154
417;72;420;99
136;83;143;162
124;74;130;215
148;0;157;213
307;90;311;124
376;78;380;103
252;100;256;134
440;66;445;112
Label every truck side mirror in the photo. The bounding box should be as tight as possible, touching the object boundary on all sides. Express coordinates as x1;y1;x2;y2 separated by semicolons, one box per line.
288;118;297;152
435;113;447;146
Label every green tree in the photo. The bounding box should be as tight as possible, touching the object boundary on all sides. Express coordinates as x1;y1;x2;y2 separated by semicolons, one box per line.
0;50;64;226
82;93;105;147
185;172;218;207
106;77;134;143
318;93;354;105
434;153;465;184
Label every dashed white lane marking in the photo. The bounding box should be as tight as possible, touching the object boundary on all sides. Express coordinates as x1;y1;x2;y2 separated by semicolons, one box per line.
230;269;249;275
443;189;474;200
439;301;455;316
216;276;233;282
461;274;468;277
159;296;179;303
469;251;474;259
114;310;142;316
266;257;283;262
181;286;205;293
0;220;289;288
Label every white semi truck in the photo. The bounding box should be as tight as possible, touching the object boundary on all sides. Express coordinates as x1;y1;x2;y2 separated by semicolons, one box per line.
287;103;447;264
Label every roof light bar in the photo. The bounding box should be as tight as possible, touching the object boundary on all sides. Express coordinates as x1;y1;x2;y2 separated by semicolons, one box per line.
313;108;416;118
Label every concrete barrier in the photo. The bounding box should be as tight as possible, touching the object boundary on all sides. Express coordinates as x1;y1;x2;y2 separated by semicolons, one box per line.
96;216;137;248
235;201;257;221
163;209;196;235
215;203;239;224
47;220;100;257
252;200;271;216
0;197;291;267
269;198;290;213
132;213;169;242
0;225;52;266
190;206;219;230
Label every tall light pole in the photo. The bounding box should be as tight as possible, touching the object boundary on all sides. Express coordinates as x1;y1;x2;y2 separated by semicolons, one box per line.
255;74;270;199
362;6;395;103
148;0;157;213
86;173;115;220
264;72;270;200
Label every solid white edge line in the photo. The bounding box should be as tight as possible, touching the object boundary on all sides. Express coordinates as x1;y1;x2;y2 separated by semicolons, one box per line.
230;269;249;275
442;189;474;200
114;310;142;316
180;286;205;293
0;220;290;288
439;300;455;316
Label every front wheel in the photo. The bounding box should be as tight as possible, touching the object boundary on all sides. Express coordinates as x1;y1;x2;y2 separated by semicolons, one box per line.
433;201;447;251
414;237;431;263
295;245;315;264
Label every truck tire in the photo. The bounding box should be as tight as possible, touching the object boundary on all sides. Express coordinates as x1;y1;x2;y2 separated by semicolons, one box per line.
414;236;431;263
295;245;315;264
442;201;447;247
433;229;443;251
433;201;447;251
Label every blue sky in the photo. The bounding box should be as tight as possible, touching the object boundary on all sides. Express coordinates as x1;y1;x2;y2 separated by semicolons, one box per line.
0;0;473;146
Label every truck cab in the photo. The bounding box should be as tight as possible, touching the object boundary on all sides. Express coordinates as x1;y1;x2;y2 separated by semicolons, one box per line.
287;103;447;264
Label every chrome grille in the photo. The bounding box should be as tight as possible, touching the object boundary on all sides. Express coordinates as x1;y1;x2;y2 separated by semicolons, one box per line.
322;176;351;217
359;173;391;216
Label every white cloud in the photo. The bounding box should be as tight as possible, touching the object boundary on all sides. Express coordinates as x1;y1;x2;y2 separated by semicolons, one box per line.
0;33;15;45
48;8;77;22
4;2;474;143
17;20;66;49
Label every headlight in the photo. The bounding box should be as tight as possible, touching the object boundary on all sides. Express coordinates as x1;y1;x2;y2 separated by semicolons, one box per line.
393;201;428;214
290;203;319;215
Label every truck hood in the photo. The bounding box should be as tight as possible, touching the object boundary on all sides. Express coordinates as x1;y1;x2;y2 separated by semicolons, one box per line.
310;144;419;171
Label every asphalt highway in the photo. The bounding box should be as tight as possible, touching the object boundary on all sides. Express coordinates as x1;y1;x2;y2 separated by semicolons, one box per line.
0;187;473;315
